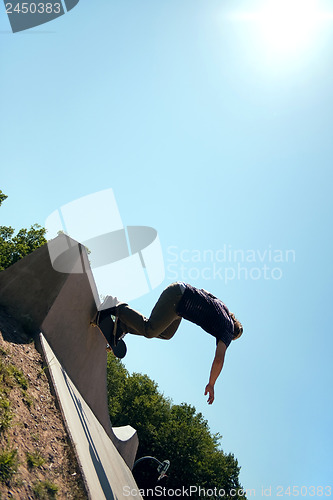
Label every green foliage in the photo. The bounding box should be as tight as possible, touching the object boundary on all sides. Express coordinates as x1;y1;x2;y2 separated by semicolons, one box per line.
0;448;19;483
0;396;12;432
0;192;7;208
0;360;12;392
107;356;246;499
106;355;129;421
23;390;33;408
26;450;45;469
0;359;28;394
0;190;47;272
0;358;30;432
33;480;58;499
107;357;171;453
0;358;13;432
6;365;28;391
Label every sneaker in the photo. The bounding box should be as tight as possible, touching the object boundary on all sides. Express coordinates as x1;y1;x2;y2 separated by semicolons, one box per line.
98;295;127;316
92;302;123;327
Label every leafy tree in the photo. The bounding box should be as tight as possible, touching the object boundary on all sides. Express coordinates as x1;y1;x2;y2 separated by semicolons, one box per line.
0;192;8;207
0;190;47;271
107;355;246;499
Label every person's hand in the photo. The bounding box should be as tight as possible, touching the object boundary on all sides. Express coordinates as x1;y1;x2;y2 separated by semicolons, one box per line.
204;384;215;405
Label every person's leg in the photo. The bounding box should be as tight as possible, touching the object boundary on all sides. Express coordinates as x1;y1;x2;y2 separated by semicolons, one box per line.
157;317;182;340
117;282;184;339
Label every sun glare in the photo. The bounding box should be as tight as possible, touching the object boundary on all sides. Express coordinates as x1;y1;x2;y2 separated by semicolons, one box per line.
260;0;322;52
231;0;333;57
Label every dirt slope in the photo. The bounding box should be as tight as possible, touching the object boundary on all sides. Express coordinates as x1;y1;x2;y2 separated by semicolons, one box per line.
0;307;87;499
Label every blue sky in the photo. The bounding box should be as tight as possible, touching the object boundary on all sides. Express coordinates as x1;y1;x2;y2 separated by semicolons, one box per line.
1;0;333;496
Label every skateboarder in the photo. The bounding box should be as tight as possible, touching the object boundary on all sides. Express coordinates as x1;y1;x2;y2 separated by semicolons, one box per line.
98;282;243;404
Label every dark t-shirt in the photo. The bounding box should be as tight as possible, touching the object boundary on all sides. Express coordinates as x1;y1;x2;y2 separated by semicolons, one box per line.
176;283;234;348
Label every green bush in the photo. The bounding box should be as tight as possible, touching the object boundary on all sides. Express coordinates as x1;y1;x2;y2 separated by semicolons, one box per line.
7;365;28;391
33;480;58;499
26;450;45;469
0;448;19;483
0;396;12;432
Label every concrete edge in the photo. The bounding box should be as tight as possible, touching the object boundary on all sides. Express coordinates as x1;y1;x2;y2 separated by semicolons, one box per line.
36;332;92;499
38;332;143;499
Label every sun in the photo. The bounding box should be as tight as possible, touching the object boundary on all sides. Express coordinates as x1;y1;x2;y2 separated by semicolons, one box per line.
230;0;332;58
259;0;323;53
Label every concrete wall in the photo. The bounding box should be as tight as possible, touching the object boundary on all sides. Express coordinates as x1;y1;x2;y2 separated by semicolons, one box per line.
0;235;138;469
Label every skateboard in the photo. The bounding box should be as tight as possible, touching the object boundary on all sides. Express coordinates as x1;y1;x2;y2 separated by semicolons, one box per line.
91;311;127;359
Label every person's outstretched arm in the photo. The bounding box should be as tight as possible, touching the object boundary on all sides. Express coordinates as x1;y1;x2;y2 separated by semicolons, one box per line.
204;340;227;404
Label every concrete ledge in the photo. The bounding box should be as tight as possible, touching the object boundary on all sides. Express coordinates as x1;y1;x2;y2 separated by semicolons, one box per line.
40;333;142;500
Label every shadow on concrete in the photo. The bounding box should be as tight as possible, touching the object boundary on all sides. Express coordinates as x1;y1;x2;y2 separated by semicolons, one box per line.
61;367;116;500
